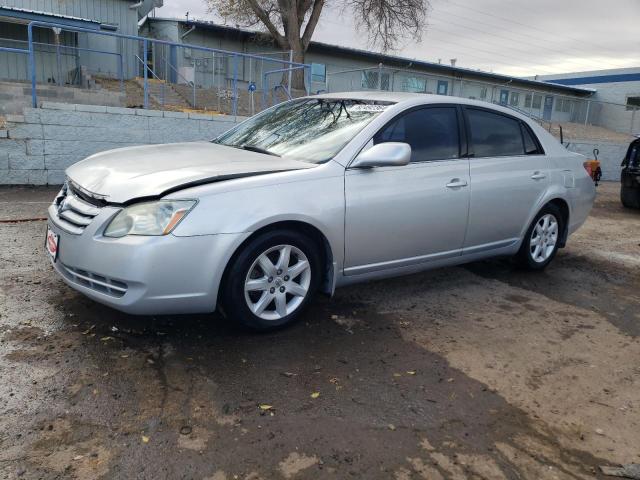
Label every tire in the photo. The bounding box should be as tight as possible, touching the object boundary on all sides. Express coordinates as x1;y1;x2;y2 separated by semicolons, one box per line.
621;185;640;209
220;229;322;331
516;203;564;270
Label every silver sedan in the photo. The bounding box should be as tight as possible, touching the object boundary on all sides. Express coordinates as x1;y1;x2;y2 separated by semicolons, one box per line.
46;93;595;330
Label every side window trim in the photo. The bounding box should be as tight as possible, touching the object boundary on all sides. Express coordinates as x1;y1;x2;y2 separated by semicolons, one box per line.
462;106;545;159
372;104;465;164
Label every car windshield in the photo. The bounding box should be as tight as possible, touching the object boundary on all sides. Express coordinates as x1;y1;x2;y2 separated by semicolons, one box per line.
213;98;393;163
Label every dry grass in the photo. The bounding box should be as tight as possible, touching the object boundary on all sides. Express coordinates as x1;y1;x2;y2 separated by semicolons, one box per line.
547;122;634;143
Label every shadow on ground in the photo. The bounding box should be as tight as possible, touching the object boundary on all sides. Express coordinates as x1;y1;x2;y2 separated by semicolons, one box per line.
3;279;608;479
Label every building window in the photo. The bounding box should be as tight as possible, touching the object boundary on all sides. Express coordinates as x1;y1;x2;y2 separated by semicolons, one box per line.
555;98;573;113
402;76;427;93
532;94;542;109
361;70;390;90
437;80;448;95
626;96;640;111
380;73;390;90
311;63;326;83
480;87;487;100
527;94;544;110
510;92;520;107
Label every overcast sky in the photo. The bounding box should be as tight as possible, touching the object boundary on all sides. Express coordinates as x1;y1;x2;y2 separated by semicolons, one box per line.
155;0;639;77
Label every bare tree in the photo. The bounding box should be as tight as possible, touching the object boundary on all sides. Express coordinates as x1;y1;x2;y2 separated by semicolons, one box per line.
206;0;429;89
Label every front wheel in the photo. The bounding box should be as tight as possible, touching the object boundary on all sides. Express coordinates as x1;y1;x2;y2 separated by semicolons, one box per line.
516;204;564;270
220;230;321;331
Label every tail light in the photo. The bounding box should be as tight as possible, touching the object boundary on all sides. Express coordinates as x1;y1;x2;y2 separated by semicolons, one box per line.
583;161;593;177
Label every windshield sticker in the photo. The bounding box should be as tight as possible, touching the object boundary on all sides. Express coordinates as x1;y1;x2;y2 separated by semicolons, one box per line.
348;104;389;112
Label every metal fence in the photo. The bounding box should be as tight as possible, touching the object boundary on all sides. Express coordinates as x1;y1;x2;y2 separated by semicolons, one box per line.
1;23;638;134
0;21;312;117
325;66;639;136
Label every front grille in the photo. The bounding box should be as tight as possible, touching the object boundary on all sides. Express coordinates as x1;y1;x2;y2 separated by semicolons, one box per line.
59;263;128;297
50;182;102;235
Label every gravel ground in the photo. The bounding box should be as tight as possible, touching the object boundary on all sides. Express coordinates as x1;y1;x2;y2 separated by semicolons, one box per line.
0;182;638;480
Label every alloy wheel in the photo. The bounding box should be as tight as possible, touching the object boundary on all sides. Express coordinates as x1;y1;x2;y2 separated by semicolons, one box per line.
529;213;558;263
244;244;311;321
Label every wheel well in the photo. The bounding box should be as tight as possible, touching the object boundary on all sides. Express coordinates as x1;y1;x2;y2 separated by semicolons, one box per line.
218;221;335;304
547;198;570;247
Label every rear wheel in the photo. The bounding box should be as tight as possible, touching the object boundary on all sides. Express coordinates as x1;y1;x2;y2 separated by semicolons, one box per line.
621;186;640;209
621;170;640;209
221;230;321;331
516;204;564;270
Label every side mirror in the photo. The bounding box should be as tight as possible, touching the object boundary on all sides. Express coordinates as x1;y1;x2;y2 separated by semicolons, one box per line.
351;142;411;168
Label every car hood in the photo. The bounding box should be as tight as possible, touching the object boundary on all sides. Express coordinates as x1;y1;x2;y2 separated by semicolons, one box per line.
65;142;316;204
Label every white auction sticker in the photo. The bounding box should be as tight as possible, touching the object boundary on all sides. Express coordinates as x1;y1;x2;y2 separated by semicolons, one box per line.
349;104;389;112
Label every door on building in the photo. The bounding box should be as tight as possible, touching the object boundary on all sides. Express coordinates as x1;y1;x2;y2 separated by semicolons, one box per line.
437;80;449;95
499;89;509;104
543;95;554;120
344;106;470;274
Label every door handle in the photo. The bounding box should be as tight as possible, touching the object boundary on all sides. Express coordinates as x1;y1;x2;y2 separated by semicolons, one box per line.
446;179;468;188
531;171;547;180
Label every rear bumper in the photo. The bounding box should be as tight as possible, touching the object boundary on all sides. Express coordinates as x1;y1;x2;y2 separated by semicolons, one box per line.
567;176;596;236
47;207;249;315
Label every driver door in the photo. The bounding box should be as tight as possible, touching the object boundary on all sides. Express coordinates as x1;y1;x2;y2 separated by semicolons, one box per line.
344;105;471;275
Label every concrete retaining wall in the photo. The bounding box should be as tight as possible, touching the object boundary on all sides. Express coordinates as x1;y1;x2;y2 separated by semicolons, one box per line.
0;82;126;116
565;141;627;181
0;102;243;185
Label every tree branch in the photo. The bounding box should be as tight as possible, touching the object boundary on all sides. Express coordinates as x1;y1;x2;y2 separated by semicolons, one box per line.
244;0;288;48
301;0;325;49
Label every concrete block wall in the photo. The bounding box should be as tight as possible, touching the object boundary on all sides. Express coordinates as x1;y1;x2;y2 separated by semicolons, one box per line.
0;102;243;185
0;101;626;184
0;82;127;116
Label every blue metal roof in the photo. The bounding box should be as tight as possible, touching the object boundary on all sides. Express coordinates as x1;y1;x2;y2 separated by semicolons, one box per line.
545;72;640;86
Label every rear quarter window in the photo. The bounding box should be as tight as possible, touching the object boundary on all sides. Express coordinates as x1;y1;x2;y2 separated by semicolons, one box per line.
521;123;543;155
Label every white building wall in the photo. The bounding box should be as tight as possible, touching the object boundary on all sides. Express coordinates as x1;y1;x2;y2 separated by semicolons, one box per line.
539;68;640;134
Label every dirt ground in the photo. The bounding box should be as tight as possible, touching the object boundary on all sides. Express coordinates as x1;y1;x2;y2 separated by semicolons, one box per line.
0;182;638;480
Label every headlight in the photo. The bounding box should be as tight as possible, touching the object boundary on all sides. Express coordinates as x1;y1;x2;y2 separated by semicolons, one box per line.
104;200;196;237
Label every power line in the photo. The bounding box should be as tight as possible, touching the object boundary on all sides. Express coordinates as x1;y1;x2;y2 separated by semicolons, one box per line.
428;9;635;70
441;0;639;63
425;16;635;72
318;16;569;75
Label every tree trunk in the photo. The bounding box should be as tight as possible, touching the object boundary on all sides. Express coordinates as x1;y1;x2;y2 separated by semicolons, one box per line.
289;47;306;92
280;46;306;92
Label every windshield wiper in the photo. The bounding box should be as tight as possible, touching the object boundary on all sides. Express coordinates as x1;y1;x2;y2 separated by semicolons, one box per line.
237;144;280;157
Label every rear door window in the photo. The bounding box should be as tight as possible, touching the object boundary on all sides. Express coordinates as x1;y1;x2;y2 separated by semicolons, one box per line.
466;108;525;157
374;107;460;162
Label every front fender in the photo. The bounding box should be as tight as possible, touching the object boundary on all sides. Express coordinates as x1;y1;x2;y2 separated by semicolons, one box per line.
170;174;345;276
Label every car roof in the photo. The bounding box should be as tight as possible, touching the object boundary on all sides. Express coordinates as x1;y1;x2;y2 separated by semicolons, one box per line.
312;91;537;122
314;91;426;103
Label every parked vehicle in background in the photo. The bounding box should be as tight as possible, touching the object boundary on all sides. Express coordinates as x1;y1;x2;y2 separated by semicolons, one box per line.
621;138;640;209
46;93;596;331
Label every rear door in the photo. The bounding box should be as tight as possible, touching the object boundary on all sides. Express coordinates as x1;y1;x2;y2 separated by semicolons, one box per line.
344;105;470;275
462;107;550;253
